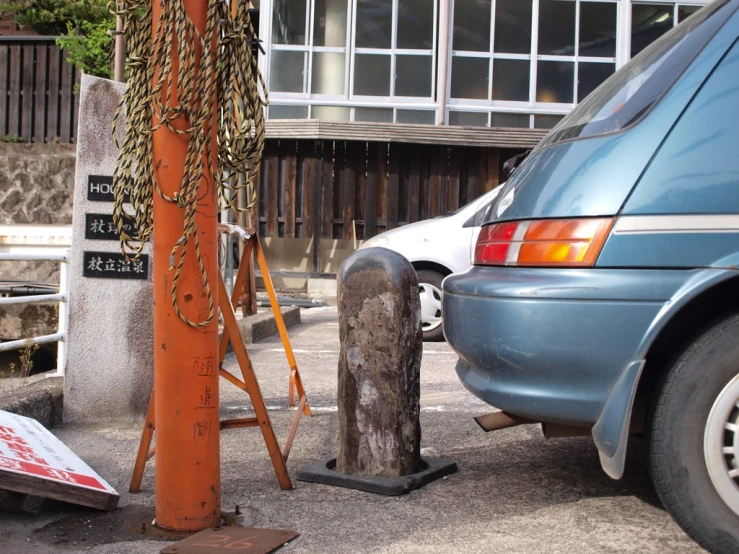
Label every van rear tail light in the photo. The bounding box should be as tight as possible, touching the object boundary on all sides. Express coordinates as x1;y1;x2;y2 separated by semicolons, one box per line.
474;218;613;267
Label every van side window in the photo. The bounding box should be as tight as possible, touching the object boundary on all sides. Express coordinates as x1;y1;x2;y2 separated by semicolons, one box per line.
624;40;739;215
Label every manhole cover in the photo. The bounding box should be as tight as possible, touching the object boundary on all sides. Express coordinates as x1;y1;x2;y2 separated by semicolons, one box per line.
160;527;299;554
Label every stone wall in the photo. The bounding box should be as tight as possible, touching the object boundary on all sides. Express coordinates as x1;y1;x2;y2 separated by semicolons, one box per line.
0;143;76;284
0;143;76;225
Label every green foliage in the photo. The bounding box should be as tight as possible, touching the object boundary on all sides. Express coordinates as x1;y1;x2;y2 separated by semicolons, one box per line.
57;19;114;81
0;2;25;22
10;0;111;36
7;0;114;82
3;134;23;143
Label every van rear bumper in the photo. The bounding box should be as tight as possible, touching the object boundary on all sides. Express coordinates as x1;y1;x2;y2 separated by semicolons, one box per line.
441;267;692;425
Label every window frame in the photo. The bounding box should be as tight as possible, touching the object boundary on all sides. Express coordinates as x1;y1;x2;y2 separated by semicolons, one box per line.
264;0;440;123
447;0;620;119
266;0;353;101
259;0;711;127
350;0;439;103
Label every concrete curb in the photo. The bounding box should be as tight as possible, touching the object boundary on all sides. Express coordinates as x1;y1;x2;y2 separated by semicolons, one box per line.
234;306;301;345
0;377;63;429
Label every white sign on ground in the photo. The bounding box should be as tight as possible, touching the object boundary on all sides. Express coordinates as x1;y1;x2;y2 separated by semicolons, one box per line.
0;410;119;510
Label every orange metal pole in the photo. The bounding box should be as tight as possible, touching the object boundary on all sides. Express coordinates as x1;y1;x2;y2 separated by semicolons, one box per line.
152;0;221;531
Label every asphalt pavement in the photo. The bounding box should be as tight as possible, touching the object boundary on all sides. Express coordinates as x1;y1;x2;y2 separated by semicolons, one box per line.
0;306;703;553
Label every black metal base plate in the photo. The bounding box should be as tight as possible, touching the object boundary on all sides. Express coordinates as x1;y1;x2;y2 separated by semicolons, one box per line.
295;456;457;496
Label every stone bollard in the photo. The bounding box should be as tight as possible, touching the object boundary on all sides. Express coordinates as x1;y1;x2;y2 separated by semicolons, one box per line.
297;248;457;495
336;247;422;477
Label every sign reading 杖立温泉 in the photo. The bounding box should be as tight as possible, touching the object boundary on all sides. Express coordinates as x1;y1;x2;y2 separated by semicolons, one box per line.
0;410;119;511
84;213;138;241
83;251;148;280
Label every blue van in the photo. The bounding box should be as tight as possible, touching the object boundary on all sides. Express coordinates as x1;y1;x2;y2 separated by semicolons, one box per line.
442;1;739;550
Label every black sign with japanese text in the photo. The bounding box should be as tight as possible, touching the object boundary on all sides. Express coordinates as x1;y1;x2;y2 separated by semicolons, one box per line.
87;175;129;202
83;251;148;280
84;213;138;241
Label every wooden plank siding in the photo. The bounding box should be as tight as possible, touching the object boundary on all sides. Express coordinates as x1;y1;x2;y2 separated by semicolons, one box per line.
320;140;334;240
33;44;47;142
0;38;80;143
7;43;21;137
45;45;60;142
364;142;379;240
264;140;279;238
20;44;34;142
0;45;8;138
255;138;522;273
280;139;297;238
59;55;73;143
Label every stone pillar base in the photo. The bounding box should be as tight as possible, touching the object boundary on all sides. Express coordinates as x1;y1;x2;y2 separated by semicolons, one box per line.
296;456;457;496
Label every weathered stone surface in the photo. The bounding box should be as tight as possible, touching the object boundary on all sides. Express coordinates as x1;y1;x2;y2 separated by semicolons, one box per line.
0;142;76;285
0;299;59;376
0;260;60;287
0;377;64;428
0;303;58;340
0;143;76;228
336;248;422;477
64;75;154;424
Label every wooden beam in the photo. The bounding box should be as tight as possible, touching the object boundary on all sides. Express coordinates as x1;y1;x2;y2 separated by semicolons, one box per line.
265;120;547;149
220;418;259;430
0;471;118;512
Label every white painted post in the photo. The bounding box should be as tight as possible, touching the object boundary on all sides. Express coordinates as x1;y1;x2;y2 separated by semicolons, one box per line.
436;0;451;125
56;258;70;376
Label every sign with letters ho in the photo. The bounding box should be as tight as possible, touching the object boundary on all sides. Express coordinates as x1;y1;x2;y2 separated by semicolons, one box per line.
87;175;130;203
0;410;119;511
83;251;148;280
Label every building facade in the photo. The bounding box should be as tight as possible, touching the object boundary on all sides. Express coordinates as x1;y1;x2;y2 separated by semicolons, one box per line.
255;0;709;129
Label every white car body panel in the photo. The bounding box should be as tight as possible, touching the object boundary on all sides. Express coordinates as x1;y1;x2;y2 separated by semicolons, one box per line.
359;186;502;274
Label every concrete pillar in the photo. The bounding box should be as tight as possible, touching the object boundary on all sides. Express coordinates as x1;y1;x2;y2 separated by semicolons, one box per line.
313;0;347;120
336;248;422;477
65;75;153;424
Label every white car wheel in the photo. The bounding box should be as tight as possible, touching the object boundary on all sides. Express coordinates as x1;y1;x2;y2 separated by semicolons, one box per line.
416;270;445;342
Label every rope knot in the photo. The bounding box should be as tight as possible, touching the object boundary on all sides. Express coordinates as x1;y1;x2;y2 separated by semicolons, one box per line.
128;56;149;69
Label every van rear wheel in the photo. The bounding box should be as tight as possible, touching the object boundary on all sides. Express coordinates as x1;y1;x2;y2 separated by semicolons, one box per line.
648;314;739;552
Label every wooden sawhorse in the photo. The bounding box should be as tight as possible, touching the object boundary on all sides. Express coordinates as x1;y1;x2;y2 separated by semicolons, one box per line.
129;229;311;492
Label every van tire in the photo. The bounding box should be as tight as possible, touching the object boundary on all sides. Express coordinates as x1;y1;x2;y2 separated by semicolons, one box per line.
648;314;739;553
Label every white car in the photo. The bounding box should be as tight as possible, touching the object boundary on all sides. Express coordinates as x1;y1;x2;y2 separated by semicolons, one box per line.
359;186;502;341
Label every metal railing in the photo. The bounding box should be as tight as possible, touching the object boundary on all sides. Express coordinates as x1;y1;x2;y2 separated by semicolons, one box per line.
0;251;70;377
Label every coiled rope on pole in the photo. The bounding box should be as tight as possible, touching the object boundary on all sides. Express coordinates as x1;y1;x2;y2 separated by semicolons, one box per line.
109;0;268;328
